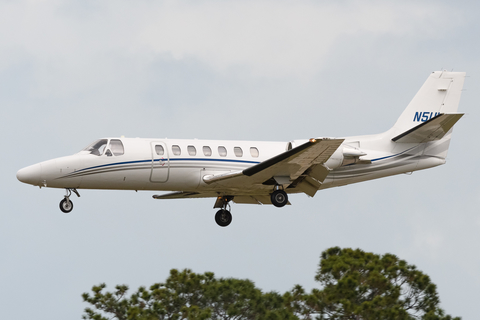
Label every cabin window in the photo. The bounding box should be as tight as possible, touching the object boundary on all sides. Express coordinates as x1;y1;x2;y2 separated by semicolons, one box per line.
172;145;181;156
218;146;227;157
250;147;259;158
110;139;124;156
234;147;243;157
188;145;196;156
155;145;164;156
83;139;108;156
203;146;212;156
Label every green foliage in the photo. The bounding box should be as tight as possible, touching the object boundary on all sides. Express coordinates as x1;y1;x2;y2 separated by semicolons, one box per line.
82;248;460;320
82;269;288;320
309;247;460;320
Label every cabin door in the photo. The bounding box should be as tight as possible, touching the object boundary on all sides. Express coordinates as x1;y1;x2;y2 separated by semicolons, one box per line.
150;141;169;182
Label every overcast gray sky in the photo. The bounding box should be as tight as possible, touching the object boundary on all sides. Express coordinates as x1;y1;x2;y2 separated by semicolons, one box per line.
2;0;479;319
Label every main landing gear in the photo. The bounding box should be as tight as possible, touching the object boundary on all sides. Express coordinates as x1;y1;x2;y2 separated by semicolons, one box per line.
59;188;80;213
270;188;288;208
215;209;232;227
214;196;233;227
213;189;288;227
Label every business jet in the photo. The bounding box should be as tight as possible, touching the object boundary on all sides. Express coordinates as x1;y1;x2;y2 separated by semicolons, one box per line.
17;71;465;227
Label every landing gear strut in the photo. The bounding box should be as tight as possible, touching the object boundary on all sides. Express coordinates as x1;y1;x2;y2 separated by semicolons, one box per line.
214;196;233;227
59;188;80;213
271;188;288;208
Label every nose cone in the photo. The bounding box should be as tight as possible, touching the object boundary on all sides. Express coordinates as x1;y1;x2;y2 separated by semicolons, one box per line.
17;163;42;186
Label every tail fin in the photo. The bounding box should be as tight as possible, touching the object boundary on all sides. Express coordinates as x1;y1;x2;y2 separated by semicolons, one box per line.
391;71;465;161
392;71;466;137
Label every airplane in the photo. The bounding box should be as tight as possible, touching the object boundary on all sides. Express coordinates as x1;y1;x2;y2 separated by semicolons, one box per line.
16;71;465;227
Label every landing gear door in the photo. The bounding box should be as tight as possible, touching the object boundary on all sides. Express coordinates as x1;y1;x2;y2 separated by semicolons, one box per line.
150;142;169;183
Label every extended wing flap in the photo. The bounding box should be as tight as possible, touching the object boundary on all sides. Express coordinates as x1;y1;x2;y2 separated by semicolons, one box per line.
392;113;464;143
294;176;322;197
306;163;330;182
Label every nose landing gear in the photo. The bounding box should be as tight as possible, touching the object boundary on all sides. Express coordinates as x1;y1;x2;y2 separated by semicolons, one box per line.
59;188;80;213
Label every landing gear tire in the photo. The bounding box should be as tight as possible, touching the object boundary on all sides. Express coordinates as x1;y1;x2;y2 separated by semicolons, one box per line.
271;190;288;208
59;198;74;213
215;209;232;227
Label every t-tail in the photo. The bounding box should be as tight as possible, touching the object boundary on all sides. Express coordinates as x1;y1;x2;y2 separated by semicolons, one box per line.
389;71;465;161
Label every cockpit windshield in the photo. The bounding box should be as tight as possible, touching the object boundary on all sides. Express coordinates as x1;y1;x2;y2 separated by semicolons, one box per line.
82;139;108;156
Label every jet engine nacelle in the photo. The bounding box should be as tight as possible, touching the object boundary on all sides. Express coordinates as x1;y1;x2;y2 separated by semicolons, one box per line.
324;146;344;169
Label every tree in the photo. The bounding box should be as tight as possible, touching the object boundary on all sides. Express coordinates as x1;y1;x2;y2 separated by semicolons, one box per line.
82;248;460;320
82;268;293;320
303;247;460;320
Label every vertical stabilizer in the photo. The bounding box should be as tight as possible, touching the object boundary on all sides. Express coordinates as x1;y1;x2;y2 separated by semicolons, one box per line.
391;71;466;137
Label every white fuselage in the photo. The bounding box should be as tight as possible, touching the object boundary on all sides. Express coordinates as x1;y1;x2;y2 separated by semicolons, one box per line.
17;132;446;196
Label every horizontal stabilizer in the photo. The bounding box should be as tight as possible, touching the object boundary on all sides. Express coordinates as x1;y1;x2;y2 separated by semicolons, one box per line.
392;113;464;143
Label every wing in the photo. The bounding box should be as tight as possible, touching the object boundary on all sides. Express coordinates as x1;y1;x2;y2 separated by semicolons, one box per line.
203;138;344;195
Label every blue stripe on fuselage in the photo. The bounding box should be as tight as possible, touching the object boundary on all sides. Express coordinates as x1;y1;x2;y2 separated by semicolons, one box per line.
370;146;417;162
75;158;261;173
